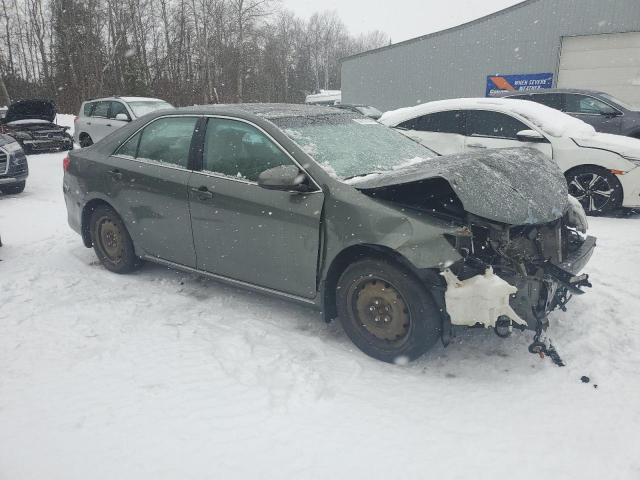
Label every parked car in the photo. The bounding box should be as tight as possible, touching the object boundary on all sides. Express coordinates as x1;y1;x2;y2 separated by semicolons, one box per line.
332;104;383;120
63;104;594;363
0;99;73;153
0;133;29;194
497;89;640;138
74;96;173;147
380;98;640;215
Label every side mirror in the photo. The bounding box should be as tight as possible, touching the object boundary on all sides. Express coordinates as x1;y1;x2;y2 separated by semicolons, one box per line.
115;113;130;122
258;165;310;192
516;129;547;143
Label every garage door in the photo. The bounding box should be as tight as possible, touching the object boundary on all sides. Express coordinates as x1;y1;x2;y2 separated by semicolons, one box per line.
557;32;640;107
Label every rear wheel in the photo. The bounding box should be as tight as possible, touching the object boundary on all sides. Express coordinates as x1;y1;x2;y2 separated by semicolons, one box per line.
336;258;442;363
79;133;93;148
566;166;623;215
89;205;142;274
0;181;26;194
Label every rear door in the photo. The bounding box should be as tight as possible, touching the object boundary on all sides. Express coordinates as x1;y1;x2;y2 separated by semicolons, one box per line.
188;117;324;298
463;110;553;158
109;115;200;266
397;110;466;155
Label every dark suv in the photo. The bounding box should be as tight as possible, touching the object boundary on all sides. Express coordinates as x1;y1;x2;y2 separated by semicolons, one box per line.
0;133;28;194
499;89;640;138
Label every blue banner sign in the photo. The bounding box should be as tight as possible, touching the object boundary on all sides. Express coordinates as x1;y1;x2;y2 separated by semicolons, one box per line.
486;73;554;96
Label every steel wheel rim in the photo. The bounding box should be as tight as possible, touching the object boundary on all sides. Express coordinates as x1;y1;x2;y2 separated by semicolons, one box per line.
97;217;124;262
568;172;615;213
349;276;411;344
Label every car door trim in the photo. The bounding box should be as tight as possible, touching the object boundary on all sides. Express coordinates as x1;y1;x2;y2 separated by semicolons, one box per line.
142;255;319;305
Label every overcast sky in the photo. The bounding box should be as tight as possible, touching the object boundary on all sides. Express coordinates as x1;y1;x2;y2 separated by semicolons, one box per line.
279;0;523;43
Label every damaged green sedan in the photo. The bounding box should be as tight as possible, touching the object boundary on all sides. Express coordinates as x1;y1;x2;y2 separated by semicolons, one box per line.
63;104;595;363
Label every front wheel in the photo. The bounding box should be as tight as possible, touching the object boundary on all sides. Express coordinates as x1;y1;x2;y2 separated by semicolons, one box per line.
336;258;442;363
89;205;142;274
566;166;623;215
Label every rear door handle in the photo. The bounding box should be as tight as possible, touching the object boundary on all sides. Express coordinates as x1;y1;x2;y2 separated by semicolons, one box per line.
87;122;92;125
106;123;112;127
467;143;487;148
191;186;214;200
108;169;123;181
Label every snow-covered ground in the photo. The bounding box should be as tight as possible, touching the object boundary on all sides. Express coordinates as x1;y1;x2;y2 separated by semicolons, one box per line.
1;121;640;479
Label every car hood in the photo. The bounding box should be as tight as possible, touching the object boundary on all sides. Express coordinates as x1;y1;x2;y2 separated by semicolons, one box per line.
349;148;569;225
5;99;56;124
572;132;640;160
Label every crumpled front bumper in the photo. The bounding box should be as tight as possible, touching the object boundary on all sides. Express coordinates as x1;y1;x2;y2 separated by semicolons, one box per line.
507;235;596;330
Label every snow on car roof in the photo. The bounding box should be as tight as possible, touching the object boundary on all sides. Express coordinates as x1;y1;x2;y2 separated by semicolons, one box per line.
120;97;168;103
380;98;596;139
195;103;347;120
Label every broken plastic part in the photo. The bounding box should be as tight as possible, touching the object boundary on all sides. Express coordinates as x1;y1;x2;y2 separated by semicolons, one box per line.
441;267;527;329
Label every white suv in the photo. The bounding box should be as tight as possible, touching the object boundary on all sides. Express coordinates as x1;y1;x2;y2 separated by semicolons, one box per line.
74;96;173;147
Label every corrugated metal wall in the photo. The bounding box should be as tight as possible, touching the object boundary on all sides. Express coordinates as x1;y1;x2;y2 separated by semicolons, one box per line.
341;0;640;112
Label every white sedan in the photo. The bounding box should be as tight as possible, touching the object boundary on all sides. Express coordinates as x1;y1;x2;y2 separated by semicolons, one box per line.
380;98;640;214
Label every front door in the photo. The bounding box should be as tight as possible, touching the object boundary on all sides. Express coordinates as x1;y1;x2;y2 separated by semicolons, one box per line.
108;115;200;266
189;117;324;298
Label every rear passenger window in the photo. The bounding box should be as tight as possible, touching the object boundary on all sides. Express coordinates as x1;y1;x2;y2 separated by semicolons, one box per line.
116;132;141;158
466;110;529;139
115;117;197;168
203;118;293;182
83;103;95;117
415;111;465;134
93;102;110;118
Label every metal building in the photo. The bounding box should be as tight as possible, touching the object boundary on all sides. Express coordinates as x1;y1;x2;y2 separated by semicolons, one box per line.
341;0;640;112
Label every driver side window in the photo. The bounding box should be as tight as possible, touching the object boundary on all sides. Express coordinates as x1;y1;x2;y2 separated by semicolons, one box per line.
202;118;293;182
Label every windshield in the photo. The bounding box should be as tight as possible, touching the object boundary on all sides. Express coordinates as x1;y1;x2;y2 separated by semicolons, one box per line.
273;113;437;180
600;93;638;111
127;100;173;117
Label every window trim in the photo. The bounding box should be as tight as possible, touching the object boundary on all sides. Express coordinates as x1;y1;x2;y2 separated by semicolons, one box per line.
112;114;202;172
193;114;322;193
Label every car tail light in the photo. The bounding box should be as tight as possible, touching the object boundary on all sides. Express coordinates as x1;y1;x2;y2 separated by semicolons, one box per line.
63;155;71;172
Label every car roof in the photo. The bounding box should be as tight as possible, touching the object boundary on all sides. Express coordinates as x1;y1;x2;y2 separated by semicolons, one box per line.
170;103;349;120
84;96;167;103
498;88;607;97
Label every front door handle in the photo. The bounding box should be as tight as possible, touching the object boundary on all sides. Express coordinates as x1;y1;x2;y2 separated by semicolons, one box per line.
191;186;214;200
106;123;112;127
87;122;92;125
108;169;123;181
467;143;487;148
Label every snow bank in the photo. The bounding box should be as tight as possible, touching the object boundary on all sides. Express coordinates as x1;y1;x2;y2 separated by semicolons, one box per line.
2;151;640;479
380;98;596;139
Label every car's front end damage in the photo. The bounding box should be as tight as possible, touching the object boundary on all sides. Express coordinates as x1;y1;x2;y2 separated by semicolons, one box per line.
0;99;73;154
351;147;596;364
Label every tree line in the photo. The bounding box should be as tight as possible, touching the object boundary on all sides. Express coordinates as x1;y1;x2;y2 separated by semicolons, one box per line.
0;0;389;113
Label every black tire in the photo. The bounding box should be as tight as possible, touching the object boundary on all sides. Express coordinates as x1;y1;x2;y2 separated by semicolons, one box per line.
89;205;142;274
336;258;441;363
79;134;93;148
1;181;26;194
565;166;623;216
